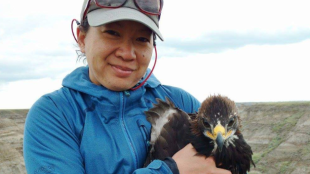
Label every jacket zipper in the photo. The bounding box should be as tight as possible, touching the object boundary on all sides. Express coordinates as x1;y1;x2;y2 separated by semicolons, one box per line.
139;124;151;151
120;92;138;169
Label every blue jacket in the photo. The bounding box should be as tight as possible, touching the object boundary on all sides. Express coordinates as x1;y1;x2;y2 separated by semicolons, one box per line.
24;66;201;174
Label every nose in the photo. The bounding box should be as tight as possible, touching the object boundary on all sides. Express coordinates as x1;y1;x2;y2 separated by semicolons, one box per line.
115;40;137;61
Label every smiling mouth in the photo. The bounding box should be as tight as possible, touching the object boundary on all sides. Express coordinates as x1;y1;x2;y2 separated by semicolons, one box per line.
113;65;134;71
111;64;135;77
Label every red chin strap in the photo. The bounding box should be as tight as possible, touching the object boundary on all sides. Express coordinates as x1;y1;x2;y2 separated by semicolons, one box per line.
131;45;157;91
71;19;80;43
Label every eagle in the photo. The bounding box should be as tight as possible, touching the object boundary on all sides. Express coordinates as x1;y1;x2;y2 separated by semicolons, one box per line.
144;95;255;174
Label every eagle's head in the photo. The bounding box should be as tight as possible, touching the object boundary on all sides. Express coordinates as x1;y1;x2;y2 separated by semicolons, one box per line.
191;95;241;153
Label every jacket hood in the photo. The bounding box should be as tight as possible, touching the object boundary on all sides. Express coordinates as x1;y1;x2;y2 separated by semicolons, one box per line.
62;66;161;98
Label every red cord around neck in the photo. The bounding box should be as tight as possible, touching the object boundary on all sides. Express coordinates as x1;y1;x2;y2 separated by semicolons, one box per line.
131;45;157;91
71;19;80;43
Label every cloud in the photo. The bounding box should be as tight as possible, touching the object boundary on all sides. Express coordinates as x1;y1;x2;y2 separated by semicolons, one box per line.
0;50;85;83
160;0;310;41
0;44;79;82
0;0;81;19
157;29;310;56
152;39;310;103
0;78;63;109
0;15;81;82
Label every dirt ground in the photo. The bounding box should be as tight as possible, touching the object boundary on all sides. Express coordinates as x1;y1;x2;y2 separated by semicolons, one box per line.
1;102;310;174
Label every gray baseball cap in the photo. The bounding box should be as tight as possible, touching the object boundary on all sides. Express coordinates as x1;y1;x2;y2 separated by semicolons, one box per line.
80;0;164;41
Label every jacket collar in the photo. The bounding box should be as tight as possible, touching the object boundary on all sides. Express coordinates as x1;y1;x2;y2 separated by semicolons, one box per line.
62;66;161;98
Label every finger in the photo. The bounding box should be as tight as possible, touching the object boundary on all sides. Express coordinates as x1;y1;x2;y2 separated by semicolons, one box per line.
205;156;216;164
186;143;194;149
184;143;196;153
213;168;232;174
205;157;231;174
188;143;199;152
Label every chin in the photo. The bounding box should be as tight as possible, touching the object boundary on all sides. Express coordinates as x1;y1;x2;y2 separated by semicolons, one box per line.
105;81;136;91
99;74;143;91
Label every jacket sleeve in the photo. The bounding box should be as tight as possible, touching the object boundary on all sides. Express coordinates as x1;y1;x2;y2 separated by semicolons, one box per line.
160;85;201;113
24;95;85;174
132;159;174;174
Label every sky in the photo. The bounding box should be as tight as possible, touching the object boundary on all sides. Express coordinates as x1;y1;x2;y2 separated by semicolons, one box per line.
0;0;310;109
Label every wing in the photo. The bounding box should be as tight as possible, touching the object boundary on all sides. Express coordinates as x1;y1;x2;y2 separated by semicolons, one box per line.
144;97;193;166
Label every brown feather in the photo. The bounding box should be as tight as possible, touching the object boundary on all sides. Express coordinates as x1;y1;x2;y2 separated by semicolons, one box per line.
144;97;192;166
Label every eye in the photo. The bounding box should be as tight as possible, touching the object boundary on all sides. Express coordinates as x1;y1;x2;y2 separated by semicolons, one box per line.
228;117;235;127
202;117;211;129
104;30;120;36
136;37;150;43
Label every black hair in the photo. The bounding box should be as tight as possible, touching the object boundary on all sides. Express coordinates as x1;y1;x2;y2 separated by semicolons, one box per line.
153;34;157;46
76;18;89;63
79;17;90;33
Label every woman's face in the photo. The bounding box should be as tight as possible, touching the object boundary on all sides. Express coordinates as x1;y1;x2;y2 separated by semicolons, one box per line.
78;20;154;91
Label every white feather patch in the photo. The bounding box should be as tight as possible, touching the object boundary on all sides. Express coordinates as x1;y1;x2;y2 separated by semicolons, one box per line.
150;108;177;142
225;135;239;147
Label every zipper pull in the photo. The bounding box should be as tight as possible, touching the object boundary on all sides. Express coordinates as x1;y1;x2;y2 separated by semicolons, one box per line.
124;90;130;97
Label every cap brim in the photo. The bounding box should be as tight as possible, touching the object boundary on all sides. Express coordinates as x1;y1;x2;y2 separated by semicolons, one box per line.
87;8;164;41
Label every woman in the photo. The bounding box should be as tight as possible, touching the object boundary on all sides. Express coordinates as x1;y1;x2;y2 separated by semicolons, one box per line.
24;0;231;173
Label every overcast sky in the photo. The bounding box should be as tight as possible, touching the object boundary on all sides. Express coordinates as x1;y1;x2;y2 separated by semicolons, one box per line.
1;0;310;109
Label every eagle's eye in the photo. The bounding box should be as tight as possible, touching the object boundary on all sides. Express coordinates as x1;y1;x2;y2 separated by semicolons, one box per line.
202;118;211;129
228;117;235;127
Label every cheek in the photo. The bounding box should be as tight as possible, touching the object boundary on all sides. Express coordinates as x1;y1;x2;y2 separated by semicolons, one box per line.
84;33;107;58
86;43;108;65
139;48;153;65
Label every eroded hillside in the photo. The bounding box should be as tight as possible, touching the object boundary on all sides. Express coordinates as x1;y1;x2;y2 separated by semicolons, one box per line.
0;110;28;174
238;102;310;174
0;102;310;174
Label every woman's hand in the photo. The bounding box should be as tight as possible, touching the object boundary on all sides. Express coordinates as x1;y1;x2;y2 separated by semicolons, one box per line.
172;144;231;174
